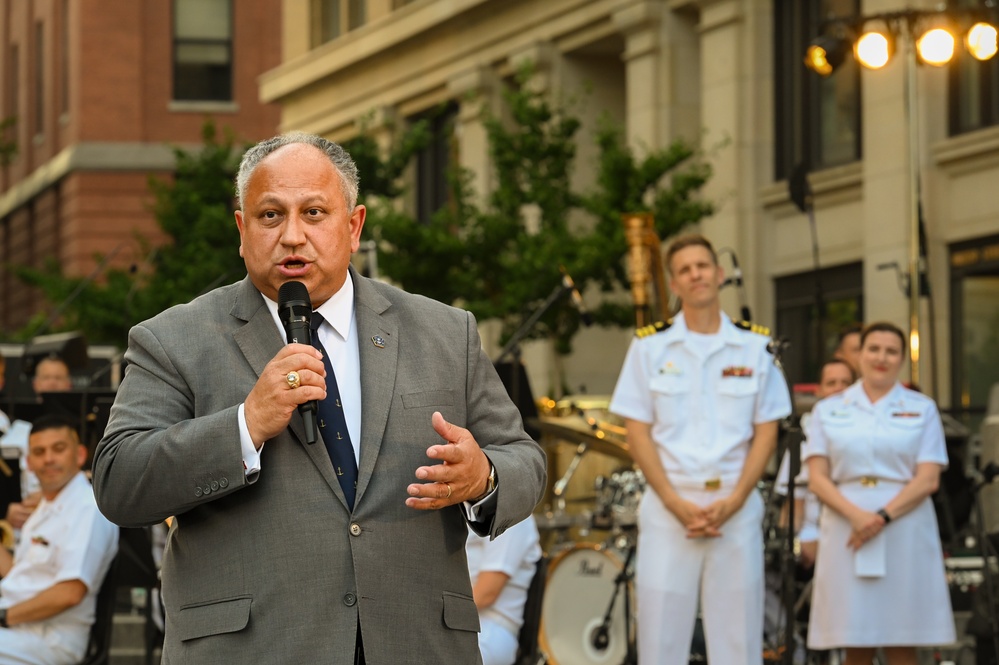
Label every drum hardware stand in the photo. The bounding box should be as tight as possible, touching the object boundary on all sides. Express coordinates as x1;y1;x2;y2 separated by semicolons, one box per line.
766;337;803;665
552;440;589;514
591;538;638;665
969;462;999;664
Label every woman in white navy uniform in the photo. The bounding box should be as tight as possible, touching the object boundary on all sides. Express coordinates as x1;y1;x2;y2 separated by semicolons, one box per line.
804;322;954;665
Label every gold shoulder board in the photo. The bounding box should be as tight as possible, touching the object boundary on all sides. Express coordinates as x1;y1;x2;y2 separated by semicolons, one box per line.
734;320;772;337
636;319;672;339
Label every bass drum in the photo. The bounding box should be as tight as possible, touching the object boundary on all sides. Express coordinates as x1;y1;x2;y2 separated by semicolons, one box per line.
539;543;635;665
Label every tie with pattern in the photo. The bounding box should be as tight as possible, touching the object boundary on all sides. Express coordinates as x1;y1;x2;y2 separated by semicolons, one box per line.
310;312;358;509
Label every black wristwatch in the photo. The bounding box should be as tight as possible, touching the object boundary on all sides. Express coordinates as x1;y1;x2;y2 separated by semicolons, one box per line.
876;508;892;524
1;607;10;628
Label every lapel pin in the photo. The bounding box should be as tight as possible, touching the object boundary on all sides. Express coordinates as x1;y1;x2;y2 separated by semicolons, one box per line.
371;335;386;348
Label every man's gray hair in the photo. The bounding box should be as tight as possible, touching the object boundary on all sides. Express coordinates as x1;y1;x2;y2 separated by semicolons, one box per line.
235;132;360;210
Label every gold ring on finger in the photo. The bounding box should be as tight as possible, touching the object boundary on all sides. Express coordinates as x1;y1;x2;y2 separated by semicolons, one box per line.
445;483;452;500
286;371;301;390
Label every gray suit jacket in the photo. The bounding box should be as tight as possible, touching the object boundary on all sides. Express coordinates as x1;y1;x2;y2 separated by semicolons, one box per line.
93;270;546;664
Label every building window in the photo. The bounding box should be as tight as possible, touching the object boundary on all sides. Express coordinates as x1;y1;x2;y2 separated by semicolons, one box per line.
34;21;43;135
948;0;999;135
411;104;457;225
774;262;863;388
774;0;861;181
173;0;232;102
312;0;366;46
950;236;999;430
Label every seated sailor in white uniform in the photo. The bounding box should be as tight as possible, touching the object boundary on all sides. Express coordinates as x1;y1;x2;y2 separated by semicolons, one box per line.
0;415;119;665
466;515;541;665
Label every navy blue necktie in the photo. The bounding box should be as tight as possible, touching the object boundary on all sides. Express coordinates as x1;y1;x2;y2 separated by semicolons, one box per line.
311;312;358;509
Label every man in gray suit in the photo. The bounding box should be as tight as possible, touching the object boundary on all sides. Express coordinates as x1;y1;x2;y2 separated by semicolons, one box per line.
92;133;546;664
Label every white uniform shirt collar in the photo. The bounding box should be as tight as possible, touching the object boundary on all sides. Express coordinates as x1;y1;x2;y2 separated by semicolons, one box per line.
662;311;746;346
30;471;89;523
261;272;355;342
840;380;906;411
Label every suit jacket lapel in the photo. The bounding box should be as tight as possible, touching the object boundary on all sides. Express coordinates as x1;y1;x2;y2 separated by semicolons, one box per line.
230;277;345;498
352;269;398;506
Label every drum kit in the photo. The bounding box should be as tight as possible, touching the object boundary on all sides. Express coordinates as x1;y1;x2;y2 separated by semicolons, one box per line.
530;396;641;665
528;396;771;665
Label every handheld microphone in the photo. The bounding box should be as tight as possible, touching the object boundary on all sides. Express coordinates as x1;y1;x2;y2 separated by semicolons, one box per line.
277;281;318;444
561;270;593;327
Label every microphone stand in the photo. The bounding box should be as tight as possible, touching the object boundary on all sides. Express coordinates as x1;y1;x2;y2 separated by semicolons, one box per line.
768;338;801;665
494;280;578;414
494;281;574;365
590;537;638;665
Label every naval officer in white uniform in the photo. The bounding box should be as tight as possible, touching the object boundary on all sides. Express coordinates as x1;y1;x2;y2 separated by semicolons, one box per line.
610;234;791;665
805;321;954;665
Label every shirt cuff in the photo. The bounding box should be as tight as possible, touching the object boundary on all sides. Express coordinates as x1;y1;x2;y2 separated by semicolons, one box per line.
462;486;498;529
237;403;263;479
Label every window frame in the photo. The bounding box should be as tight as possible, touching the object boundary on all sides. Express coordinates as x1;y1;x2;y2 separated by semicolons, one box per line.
774;0;862;181
172;0;234;103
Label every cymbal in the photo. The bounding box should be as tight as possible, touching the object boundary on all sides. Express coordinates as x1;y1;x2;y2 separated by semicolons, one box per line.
529;415;630;461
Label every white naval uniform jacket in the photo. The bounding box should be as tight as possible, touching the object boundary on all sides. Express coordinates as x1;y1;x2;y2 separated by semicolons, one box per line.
610;312;792;485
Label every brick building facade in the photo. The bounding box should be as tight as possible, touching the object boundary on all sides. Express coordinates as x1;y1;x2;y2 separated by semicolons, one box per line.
0;0;280;333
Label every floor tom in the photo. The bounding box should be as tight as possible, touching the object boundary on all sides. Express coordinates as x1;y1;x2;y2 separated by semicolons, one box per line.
539;543;635;665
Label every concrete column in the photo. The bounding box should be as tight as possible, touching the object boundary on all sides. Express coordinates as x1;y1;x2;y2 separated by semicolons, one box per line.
446;66;500;205
614;0;701;153
695;0;745;316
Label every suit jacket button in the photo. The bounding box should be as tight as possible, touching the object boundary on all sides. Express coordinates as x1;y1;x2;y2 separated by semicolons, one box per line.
202;485;212;495
210;481;219;491
343;593;356;606
349;523;361;536
194;487;202;497
219;477;229;489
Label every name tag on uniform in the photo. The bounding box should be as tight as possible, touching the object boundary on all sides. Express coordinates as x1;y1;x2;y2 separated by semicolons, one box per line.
824;409;852;424
721;366;753;378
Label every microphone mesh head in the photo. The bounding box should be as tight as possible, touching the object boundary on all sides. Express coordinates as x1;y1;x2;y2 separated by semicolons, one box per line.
278;281;311;308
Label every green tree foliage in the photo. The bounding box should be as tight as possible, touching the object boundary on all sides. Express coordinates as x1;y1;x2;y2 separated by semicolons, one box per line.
579;119;715;328
13;122;245;345
365;73;714;354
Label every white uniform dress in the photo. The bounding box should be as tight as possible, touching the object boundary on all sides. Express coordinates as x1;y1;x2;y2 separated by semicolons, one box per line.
466;516;541;665
803;382;955;649
0;472;119;665
610;313;792;665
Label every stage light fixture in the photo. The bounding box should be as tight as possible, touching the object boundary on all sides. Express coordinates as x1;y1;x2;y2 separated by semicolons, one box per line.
855;31;892;70
917;27;956;66
966;21;999;61
804;35;848;76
